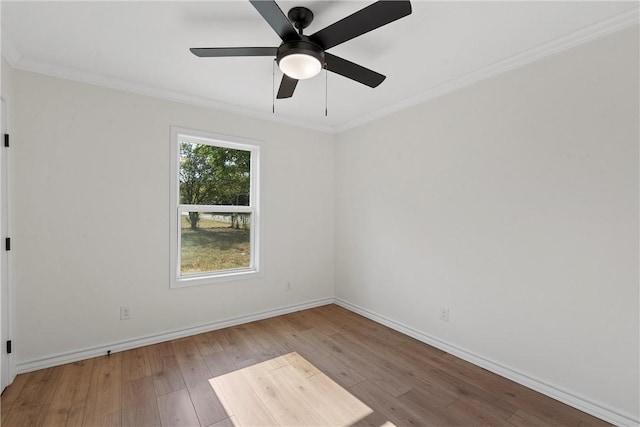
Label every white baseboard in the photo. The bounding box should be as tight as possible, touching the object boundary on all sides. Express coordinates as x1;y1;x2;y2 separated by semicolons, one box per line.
15;296;638;426
334;298;639;427
16;297;333;374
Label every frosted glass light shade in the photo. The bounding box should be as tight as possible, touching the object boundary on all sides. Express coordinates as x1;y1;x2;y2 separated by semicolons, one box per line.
279;53;322;80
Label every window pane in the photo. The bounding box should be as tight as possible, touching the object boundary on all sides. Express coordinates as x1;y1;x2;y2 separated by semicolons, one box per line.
179;142;251;206
180;212;251;275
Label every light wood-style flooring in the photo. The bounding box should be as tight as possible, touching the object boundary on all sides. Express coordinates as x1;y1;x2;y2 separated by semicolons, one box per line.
1;304;610;426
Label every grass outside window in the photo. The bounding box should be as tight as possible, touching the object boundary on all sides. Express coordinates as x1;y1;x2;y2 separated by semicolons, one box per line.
180;214;250;275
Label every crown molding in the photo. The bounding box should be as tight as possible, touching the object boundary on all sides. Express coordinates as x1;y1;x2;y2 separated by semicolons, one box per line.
13;57;334;134
2;6;638;135
334;6;640;133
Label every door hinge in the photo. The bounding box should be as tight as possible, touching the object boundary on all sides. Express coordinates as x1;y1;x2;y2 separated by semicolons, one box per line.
6;340;11;354
5;238;10;251
4;134;8;148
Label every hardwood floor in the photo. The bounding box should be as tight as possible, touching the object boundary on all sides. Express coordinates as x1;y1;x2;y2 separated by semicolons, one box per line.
0;304;610;426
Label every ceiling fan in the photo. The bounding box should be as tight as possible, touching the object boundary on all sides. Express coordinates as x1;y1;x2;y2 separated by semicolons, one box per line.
190;0;412;99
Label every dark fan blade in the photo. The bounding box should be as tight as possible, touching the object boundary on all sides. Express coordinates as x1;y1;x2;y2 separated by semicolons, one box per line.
276;75;299;99
310;1;412;50
250;0;300;41
325;53;385;88
190;47;277;57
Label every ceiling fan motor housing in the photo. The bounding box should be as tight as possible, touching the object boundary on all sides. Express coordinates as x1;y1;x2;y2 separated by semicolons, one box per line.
276;39;325;65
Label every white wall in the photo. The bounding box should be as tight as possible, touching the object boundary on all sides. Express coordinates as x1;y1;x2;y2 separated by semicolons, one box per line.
335;25;639;421
12;70;334;364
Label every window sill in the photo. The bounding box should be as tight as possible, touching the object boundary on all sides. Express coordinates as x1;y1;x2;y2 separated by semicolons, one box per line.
170;268;262;289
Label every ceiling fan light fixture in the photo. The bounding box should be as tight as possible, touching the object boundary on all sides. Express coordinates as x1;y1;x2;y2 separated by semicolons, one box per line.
279;53;321;79
276;40;325;80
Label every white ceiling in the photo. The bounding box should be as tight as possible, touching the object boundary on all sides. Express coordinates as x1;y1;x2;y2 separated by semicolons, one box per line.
2;1;638;132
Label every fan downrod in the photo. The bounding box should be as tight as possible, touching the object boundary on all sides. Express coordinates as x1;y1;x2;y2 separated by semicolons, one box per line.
288;6;314;32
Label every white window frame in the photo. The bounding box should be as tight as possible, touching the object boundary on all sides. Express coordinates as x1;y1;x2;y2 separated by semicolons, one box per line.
170;127;261;288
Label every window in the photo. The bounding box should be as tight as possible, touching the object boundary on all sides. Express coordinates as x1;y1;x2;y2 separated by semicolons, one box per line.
170;127;260;288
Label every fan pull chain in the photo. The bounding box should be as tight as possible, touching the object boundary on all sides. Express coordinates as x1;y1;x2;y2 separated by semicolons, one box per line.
324;63;328;117
272;59;276;114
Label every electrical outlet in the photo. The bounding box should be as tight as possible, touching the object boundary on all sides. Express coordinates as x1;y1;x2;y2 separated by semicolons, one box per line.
440;306;449;322
285;281;292;292
120;306;131;320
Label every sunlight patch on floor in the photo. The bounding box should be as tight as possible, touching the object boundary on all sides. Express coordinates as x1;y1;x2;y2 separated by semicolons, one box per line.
209;352;395;426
